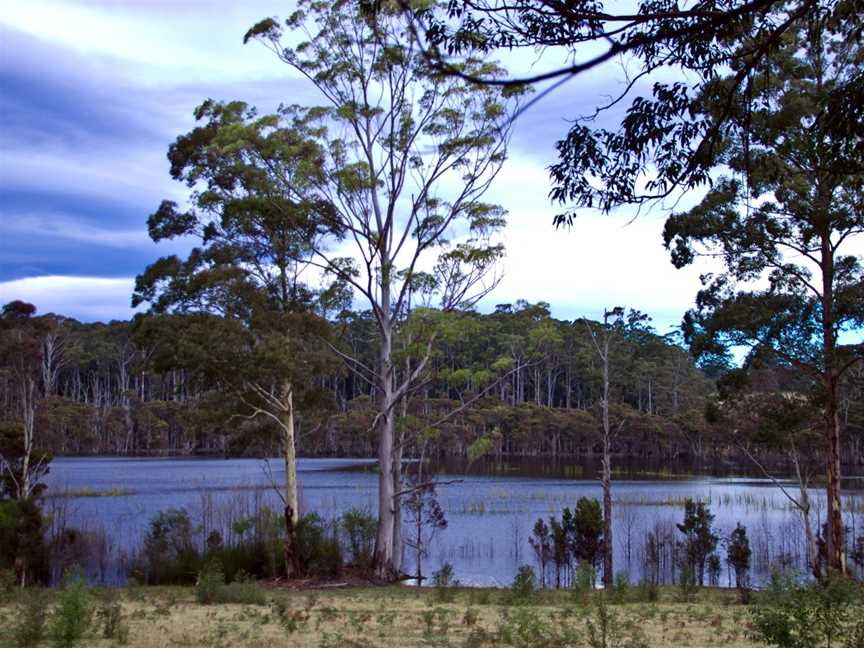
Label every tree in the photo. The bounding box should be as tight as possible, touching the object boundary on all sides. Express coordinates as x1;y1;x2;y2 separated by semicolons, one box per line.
677;499;718;587
727;523;752;602
581;307;649;587
133;99;340;577
662;14;864;573
572;496;604;585
244;0;525;579
412;1;863;218
0;302;56;502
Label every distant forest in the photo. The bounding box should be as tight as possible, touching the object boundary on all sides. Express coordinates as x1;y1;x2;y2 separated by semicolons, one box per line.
2;299;862;466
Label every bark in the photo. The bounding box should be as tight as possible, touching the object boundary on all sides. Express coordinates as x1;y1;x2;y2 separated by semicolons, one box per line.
820;228;846;575
374;303;399;579
281;382;300;578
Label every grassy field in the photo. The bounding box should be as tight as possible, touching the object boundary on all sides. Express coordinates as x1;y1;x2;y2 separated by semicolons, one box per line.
0;584;770;647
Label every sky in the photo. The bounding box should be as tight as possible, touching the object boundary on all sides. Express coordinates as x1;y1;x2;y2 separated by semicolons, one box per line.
0;0;720;333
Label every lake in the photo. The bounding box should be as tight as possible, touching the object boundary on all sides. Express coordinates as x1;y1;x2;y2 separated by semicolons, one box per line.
44;457;864;586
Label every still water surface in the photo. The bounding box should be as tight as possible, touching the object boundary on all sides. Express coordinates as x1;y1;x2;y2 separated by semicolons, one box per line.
45;457;864;586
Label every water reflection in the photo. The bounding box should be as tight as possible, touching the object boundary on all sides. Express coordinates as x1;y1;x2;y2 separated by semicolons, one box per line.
44;456;864;586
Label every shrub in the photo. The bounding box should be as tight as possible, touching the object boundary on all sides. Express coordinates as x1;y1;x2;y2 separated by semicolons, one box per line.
0;498;49;586
572;562;595;603
295;513;342;578
195;561;267;605
432;562;459;603
341;509;376;571
678;564;698;602
750;576;864;648
96;589;128;643
585;595;649;648
49;570;93;648
11;589;49;648
635;579;658;603
135;509;200;585
496;607;580;647
506;565;539;605
195;560;225;605
608;571;630;604
220;570;267;605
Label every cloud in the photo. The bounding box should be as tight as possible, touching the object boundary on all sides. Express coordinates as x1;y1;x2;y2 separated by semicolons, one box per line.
0;276;139;322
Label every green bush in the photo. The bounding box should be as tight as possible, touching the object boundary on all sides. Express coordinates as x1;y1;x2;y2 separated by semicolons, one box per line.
195;561;267;606
341;509;376;571
496;607;580;647
572;562;596;603
295;513;342;578
677;564;698;602
11;589;49;648
49;570;93;648
432;562;459;603
195;559;225;604
134;509;200;585
585;595;649;648
750;575;864;648
505;565;539;605
0;499;49;586
608;571;630;604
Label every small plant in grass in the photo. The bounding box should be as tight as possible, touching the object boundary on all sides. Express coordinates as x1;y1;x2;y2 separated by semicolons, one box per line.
196;560;225;604
572;562;595;604
635;579;658;603
496;607;580;647
96;589;129;643
0;568;15;603
432;562;459;603
463;607;479;627
469;589;492;606
678;564;698;602
505;565;539;605
271;597;309;634
585;595;649;648
608;571;630;604
12;589;49;648
49;569;93;648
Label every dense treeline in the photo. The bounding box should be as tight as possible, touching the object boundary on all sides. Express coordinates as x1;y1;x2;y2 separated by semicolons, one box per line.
2;299;862;465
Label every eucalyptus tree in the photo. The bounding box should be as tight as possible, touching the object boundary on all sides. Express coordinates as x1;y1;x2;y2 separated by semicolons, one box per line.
245;0;525;578
663;13;864;573
414;1;863;219
580;307;649;587
0;301;58;502
133;99;341;576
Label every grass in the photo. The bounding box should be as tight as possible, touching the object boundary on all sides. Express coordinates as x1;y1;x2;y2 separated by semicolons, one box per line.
0;585;769;647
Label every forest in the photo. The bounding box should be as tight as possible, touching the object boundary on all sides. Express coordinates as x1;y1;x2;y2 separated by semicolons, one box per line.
2;300;861;464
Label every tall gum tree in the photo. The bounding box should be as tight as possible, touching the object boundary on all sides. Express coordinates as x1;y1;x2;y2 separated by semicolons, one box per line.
245;0;525;579
133;100;341;577
662;12;864;574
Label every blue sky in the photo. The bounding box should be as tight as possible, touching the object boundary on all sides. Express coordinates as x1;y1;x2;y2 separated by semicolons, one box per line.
0;0;723;331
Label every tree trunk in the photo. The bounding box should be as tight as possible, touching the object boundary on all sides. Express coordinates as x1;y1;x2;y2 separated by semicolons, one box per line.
601;337;613;588
374;307;399;579
825;404;846;574
281;382;300;578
